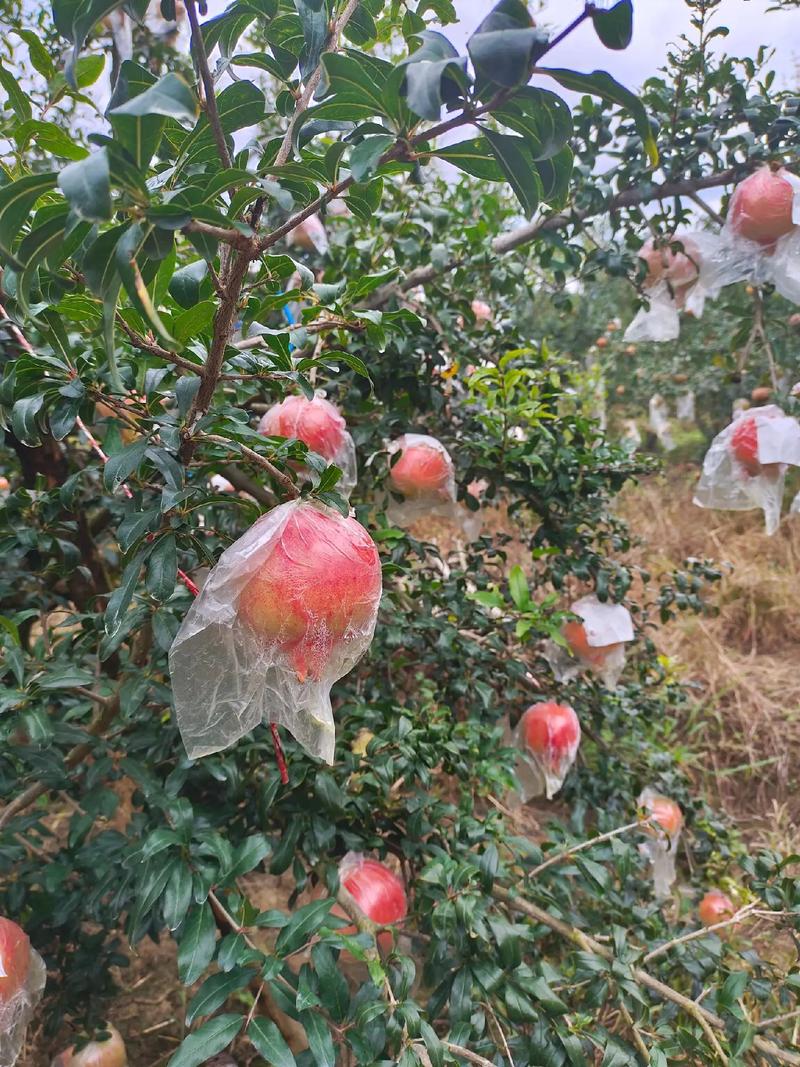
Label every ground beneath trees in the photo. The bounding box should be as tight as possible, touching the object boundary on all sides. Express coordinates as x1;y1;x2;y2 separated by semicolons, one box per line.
19;469;800;1065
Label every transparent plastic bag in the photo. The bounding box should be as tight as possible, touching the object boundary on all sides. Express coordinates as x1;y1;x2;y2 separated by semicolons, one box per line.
624;235;707;342
791;491;800;516
648;394;675;451
385;433;459;526
1;944;46;1067
697;168;800;302
544;594;634;689
624;281;680;342
693;405;800;534
638;788;683;899
676;392;696;424
258;393;358;498
169;500;382;764
287;213;329;255
512;702;581;800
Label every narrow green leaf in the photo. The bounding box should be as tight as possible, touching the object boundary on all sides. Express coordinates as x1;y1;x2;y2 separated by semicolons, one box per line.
167;1015;243;1067
275;899;333;956
592;0;634;50
249;1019;297;1067
178;903;217;985
484;129;541;217
59;149;112;222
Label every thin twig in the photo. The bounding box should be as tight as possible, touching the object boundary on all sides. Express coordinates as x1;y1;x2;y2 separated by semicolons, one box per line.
197;433;300;498
441;1041;500;1067
528;819;646;879
185;0;232;170
643;903;759;962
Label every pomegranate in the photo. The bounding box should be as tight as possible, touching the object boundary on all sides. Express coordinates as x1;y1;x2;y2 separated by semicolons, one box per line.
639;235;700;293
520;702;581;772
0;916;30;1005
337;855;407;951
388;436;453;499
51;1024;127;1067
698;889;736;927
751;387;771;404
640;792;683;838
730;414;782;479
471;299;491;323
562;620;622;671
258;395;348;462
237;503;381;682
730;167;797;248
596;337;608;348
789;313;800;329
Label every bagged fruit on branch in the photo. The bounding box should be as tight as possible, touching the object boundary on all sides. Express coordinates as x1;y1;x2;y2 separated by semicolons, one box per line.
638;788;683;899
335;853;407;950
624;235;709;342
51;1024;127;1067
0;917;46;1067
545;594;634;689
693;405;800;534
512;701;581;800
697;166;800;303
169;500;382;764
385;433;459;526
648;394;675;451
259;393;358;497
287;213;329;255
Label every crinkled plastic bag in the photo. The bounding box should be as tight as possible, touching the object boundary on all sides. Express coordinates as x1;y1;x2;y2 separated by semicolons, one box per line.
697;168;800;303
512;703;581;801
169;500;382;764
791;491;800;516
1;947;46;1067
693;405;800;534
623;234;710;342
545;594;634;689
624;281;681;343
676;392;696;424
287;213;329;255
620;419;642;453
258;393;358;498
648;394;675;451
385;433;459;526
638;788;682;899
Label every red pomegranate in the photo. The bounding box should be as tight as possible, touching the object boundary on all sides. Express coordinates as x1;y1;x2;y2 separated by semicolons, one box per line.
259;395;347;461
640;792;683;838
730;168;796;248
698;889;736;927
388;438;452;498
238;504;382;682
730;415;782;479
338;856;407;952
639;235;700;292
51;1024;127;1067
0;916;30;1005
562;620;622;670
520;702;581;770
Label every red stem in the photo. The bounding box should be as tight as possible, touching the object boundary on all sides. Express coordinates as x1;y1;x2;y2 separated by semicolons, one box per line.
270;723;290;785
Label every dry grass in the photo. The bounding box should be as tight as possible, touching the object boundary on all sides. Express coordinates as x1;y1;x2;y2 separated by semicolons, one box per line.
619;469;800;852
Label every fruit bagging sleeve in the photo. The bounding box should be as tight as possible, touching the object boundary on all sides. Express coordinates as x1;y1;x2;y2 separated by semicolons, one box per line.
169;500;382;764
0;944;46;1067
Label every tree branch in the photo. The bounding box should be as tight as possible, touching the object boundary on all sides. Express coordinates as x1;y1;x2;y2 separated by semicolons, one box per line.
197;432;300;498
116;316;205;376
186;0;232;171
527;819;645;879
643;903;760;962
493;886;800;1067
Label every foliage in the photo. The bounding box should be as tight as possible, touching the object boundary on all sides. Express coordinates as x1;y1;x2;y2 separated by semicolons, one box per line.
0;1;799;1066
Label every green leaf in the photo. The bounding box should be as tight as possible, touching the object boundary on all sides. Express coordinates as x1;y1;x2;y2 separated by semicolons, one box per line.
0;60;32;121
301;1010;335;1067
105;547;148;636
296;0;328;79
186;967;252;1026
14;119;89;161
59;149;112;222
248;1019;297;1067
226;834;271;881
178;903;217;985
173;300;215;344
483;129;541;217
494;86;572;161
14;207;72;317
109;71;197;169
116;223;176;346
11;395;45;446
399;30;468;121
163;862;193;931
167;1015;243;1067
104;437;149;492
321;52;388;117
275;899;333;956
536;145;573;208
169;259;209;309
15;29;55;79
0;172;58;266
543;67;658;166
467;0;548;89
508;565;530;609
311;944;349;1022
350;135;394;181
146;534;177;602
592;0;633;50
432;137;503;181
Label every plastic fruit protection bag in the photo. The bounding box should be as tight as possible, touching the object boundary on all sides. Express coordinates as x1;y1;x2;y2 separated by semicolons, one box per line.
638;787;682;899
693;405;800;535
623;236;709;343
385;433;459;526
792;491;800;516
545;594;634;689
169;500;382;764
648;394;675;451
697;168;800;303
258;393;358;498
1;947;46;1067
512;703;581;801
